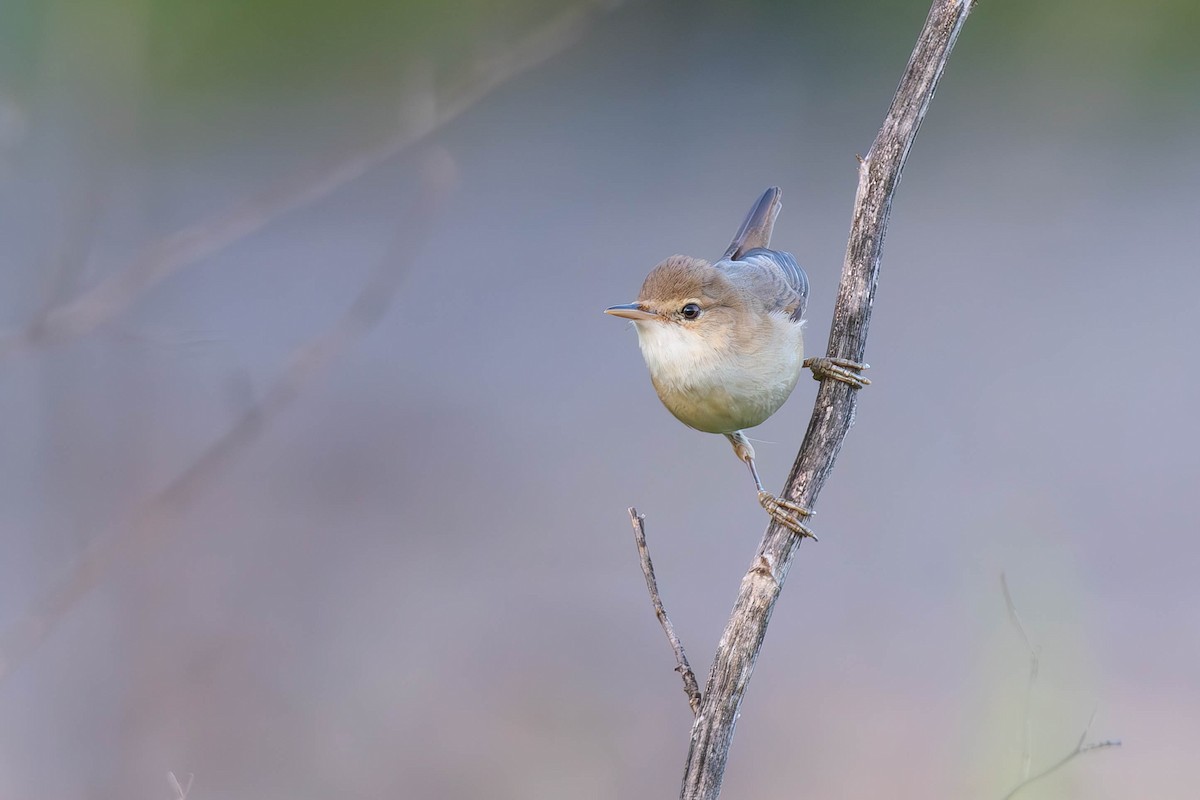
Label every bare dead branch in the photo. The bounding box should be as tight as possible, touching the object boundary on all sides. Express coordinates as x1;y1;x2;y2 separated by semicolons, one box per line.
999;712;1121;800
1001;572;1040;781
0;0;618;360
679;2;980;797
0;150;457;685
629;508;702;716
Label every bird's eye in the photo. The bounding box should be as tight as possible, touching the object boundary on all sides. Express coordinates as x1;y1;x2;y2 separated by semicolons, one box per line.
681;303;701;320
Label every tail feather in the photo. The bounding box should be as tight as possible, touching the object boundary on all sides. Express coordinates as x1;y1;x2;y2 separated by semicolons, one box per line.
723;187;782;261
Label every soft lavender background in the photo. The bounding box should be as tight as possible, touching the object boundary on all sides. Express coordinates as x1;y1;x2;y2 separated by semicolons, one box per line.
2;0;1198;797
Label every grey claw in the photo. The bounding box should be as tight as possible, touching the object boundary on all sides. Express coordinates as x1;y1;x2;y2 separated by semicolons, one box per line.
804;357;871;389
758;491;818;540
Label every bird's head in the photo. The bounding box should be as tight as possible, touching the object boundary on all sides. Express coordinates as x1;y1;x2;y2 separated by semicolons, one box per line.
605;255;744;332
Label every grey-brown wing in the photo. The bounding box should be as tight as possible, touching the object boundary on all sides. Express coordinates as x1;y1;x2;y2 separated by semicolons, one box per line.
723;187;782;261
722;247;809;322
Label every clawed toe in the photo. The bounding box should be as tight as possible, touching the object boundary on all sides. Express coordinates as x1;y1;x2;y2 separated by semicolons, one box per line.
804;356;871;389
758;491;818;540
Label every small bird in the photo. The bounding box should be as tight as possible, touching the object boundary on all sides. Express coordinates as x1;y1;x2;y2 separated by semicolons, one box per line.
605;187;868;537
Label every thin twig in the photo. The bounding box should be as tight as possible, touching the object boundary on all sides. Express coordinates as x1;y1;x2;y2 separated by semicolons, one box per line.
1001;572;1040;781
999;712;1121;800
679;2;980;797
0;0;618;360
629;508;702;716
0;150;456;685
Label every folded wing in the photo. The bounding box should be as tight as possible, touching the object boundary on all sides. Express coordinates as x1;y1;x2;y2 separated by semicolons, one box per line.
721;248;809;322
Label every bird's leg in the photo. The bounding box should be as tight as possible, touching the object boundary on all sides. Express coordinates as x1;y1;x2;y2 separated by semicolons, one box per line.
804;356;871;389
725;431;816;540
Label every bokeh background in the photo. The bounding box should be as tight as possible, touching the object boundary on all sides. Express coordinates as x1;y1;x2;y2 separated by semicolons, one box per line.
2;0;1198;797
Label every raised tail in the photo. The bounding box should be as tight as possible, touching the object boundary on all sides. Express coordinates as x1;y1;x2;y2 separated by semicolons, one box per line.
722;186;782;261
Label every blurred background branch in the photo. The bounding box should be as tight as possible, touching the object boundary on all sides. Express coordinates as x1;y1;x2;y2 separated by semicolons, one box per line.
999;576;1120;799
167;771;193;800
1000;710;1121;799
0;0;617;360
0;150;456;685
1001;571;1040;781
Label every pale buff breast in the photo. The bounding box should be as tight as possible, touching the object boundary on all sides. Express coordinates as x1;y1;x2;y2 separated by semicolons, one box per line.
633;313;805;434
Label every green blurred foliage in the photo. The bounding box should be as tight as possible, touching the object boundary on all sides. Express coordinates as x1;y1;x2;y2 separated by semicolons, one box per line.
0;0;567;99
148;0;486;97
997;0;1200;93
3;0;1197;103
0;0;1195;156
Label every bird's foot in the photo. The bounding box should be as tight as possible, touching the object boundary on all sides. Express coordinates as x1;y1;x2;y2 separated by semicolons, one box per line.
758;491;817;540
804;356;871;389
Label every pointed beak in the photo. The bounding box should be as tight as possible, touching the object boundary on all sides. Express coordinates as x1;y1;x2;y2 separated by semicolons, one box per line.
604;303;657;321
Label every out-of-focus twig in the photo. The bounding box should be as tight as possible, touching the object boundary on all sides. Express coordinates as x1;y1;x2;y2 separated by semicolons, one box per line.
35;173;107;318
999;711;1121;800
0;0;617;360
628;508;701;716
998;575;1120;799
0;150;456;685
167;771;194;800
1001;572;1040;781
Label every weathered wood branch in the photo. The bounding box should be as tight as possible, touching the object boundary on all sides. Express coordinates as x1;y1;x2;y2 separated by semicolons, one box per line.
679;2;980;797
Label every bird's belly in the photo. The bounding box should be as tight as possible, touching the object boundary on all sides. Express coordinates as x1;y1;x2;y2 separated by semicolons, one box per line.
654;369;798;433
638;322;804;434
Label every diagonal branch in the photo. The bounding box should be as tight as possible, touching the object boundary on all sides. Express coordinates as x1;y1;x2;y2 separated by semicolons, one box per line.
0;0;617;360
629;508;702;716
0;151;456;686
680;2;980;797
